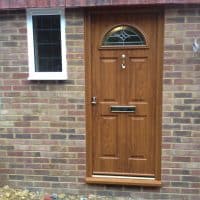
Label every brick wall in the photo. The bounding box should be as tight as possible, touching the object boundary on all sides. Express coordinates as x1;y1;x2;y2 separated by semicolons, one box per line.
0;6;199;199
162;7;200;199
0;0;199;9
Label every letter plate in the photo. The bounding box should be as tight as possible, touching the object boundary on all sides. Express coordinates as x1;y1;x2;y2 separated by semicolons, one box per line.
110;105;136;113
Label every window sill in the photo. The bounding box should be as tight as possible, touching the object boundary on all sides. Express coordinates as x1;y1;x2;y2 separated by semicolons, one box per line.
28;73;67;80
86;176;162;187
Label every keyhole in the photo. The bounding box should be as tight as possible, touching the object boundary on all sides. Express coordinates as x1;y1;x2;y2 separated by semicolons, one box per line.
121;64;126;69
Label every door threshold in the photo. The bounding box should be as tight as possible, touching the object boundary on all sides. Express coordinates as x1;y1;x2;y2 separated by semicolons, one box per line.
86;175;161;187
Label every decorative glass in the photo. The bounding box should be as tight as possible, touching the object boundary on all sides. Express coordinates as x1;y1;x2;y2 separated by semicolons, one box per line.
102;25;146;46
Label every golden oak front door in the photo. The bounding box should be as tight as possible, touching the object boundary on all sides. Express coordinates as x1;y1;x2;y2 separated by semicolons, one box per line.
86;9;163;185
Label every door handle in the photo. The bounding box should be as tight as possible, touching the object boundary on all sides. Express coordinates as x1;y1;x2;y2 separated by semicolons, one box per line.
121;54;126;69
91;96;97;105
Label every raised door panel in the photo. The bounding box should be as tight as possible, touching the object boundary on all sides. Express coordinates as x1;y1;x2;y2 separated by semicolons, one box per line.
100;57;118;101
127;51;149;102
93;115;122;174
127;116;154;176
100;116;118;157
128;57;148;101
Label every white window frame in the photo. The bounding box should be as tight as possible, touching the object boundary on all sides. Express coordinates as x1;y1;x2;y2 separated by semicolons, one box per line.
27;8;67;80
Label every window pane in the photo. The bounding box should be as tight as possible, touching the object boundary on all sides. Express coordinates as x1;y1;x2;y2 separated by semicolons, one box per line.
33;15;62;72
102;25;146;46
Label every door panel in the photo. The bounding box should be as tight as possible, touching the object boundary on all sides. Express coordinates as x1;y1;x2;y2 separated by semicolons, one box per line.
100;58;118;101
127;116;154;175
100;116;118;157
93;115;121;174
128;57;148;101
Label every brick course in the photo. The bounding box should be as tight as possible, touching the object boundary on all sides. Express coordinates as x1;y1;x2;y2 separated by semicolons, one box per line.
0;5;200;200
0;0;200;9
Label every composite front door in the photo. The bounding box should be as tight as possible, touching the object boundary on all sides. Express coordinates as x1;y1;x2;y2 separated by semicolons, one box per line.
86;9;163;186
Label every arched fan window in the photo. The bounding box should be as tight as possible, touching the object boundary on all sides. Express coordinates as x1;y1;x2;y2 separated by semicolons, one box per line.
102;25;146;46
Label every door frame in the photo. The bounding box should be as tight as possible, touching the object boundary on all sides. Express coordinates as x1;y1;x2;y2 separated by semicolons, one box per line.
84;7;164;186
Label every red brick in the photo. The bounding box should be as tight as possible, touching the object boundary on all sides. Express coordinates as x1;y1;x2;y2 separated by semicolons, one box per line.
7;151;23;156
0;0;10;8
9;0;27;8
182;188;199;194
36;0;50;7
13;85;29;91
0;86;12;90
50;0;65;6
12;73;28;79
165;45;183;51
3;79;20;85
14;122;31;127
172;157;191;162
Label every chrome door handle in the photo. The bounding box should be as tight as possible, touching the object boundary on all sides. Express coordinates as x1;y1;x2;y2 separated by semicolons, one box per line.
121;54;126;69
91;96;97;105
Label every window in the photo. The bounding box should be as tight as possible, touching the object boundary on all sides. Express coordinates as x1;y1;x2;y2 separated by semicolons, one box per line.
102;25;146;46
27;9;67;80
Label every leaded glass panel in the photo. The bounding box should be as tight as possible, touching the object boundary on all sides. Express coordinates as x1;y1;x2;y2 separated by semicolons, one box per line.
102;25;146;46
33;15;62;72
